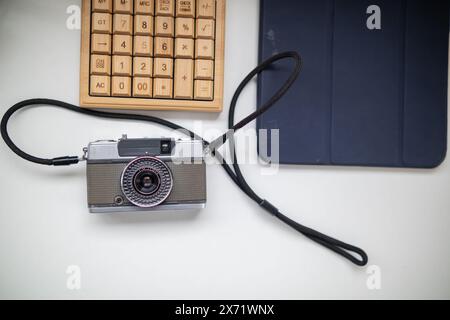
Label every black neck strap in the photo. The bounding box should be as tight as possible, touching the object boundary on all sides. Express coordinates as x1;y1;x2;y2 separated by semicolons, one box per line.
0;52;368;267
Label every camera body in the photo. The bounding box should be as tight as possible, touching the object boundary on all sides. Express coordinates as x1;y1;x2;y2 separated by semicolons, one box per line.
85;135;206;213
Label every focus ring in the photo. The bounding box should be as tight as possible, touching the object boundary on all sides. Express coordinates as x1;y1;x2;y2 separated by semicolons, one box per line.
121;157;173;208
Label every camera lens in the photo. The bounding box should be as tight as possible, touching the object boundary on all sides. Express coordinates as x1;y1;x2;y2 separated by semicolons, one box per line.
121;157;173;208
133;169;161;195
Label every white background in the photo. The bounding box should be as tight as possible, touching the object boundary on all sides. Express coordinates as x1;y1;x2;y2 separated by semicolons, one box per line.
0;0;449;299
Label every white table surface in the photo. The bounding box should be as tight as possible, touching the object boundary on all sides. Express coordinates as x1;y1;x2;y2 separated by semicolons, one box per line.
0;0;449;299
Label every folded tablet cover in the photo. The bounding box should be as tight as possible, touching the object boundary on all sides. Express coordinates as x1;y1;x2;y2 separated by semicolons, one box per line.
257;0;449;168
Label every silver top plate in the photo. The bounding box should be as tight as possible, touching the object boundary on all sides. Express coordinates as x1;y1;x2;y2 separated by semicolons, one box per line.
86;138;204;162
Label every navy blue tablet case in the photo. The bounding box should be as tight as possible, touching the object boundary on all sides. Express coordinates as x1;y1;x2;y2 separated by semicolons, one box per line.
257;0;449;168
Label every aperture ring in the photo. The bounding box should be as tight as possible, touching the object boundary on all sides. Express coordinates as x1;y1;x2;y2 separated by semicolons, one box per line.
121;157;173;208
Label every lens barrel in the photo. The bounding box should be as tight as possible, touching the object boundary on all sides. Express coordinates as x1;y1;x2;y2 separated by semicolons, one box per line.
121;157;173;208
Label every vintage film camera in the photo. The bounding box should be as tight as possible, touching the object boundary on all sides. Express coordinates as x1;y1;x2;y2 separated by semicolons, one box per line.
84;135;206;213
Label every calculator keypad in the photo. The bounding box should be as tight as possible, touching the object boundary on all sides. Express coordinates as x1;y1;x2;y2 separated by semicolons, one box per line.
89;0;216;101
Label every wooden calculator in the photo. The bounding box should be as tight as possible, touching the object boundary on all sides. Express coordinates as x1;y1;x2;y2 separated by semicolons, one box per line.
80;0;225;112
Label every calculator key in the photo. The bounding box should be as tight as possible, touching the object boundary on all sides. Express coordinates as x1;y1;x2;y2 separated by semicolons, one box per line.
155;16;174;37
90;75;111;96
175;18;194;38
112;55;132;75
113;14;133;34
195;39;214;59
92;0;113;13
197;0;215;19
154;58;173;78
90;54;111;75
112;76;132;96
194;80;213;100
174;59;194;99
91;34;112;54
176;0;195;18
153;78;173;98
133;36;153;56
134;15;153;35
113;0;133;14
133;77;153;97
196;19;214;39
155;0;175;16
92;13;112;34
194;59;213;80
134;0;154;15
113;35;133;55
133;57;153;76
154;37;174;57
175;38;194;58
